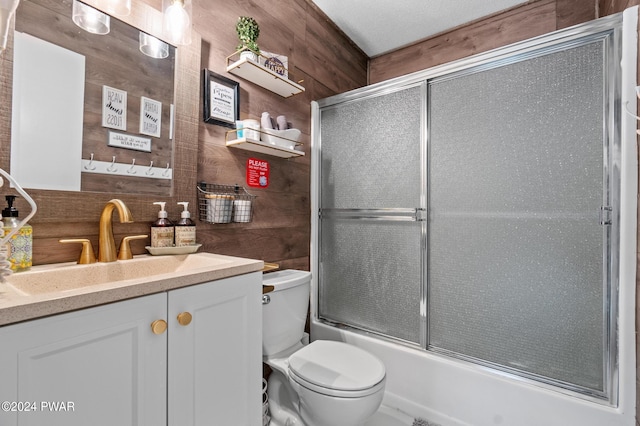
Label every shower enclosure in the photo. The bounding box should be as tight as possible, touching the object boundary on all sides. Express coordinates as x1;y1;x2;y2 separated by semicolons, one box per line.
311;8;637;425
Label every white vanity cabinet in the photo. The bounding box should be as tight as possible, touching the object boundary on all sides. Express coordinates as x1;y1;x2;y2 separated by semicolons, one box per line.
0;292;167;426
0;272;262;426
168;272;262;426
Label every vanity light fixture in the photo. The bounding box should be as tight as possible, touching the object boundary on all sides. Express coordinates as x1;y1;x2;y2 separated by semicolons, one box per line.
0;0;19;50
139;32;169;59
162;0;192;46
100;0;130;17
72;0;110;35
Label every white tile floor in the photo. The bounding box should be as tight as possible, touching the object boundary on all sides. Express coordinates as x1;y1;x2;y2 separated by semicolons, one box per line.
364;405;415;426
266;404;414;426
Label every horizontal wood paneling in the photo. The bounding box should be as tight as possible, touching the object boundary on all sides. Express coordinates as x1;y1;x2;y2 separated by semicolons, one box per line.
368;0;599;85
557;0;597;28
0;0;367;271
3;0;639;420
191;0;367;269
297;1;368;95
0;0;202;264
369;0;559;84
16;0;175;195
599;0;640;15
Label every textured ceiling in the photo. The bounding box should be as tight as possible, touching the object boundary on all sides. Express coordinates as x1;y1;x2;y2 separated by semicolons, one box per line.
311;0;530;57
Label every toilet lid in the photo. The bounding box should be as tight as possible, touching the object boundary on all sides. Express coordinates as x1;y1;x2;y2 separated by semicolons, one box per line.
288;340;385;392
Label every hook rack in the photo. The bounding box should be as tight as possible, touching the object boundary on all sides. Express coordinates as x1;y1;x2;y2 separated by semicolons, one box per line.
81;154;172;180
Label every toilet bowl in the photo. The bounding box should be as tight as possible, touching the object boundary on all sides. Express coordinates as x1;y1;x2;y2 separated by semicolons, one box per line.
262;270;386;426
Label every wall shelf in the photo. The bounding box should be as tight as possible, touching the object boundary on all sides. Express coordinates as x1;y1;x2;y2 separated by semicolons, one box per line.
225;129;304;158
226;52;305;98
226;136;305;158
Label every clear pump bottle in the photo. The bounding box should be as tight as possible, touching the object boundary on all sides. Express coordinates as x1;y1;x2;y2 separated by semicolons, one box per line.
151;202;174;248
175;202;196;246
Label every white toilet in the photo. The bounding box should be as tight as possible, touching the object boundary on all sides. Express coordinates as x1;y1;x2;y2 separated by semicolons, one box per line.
262;270;386;426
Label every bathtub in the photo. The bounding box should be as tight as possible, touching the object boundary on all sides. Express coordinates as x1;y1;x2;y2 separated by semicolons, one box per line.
311;319;636;426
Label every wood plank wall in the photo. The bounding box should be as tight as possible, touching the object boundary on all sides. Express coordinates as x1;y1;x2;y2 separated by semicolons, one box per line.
2;0;638;419
0;0;367;269
0;0;202;265
369;0;597;84
189;0;366;271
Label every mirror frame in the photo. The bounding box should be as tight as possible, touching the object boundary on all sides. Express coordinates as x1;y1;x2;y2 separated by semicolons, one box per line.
0;0;201;222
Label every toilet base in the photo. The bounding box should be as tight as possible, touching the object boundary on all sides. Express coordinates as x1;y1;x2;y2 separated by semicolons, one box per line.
267;369;305;426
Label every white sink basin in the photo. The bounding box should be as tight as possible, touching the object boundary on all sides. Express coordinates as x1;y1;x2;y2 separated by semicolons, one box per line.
6;253;236;296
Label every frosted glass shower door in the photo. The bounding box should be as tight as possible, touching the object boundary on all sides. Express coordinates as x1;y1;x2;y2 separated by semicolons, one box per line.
318;85;425;344
427;40;611;395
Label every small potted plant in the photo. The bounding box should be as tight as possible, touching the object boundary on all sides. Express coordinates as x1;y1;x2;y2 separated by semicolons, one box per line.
236;16;260;61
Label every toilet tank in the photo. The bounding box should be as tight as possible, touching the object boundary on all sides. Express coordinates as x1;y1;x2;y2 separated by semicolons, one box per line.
262;270;311;356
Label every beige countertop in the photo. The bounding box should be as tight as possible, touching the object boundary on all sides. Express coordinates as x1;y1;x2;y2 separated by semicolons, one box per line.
0;252;264;326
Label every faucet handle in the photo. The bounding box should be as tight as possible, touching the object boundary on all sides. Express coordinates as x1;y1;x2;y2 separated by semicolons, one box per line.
59;239;97;264
118;235;148;260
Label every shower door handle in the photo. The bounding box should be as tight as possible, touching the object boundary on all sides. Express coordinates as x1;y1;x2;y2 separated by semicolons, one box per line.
600;206;612;225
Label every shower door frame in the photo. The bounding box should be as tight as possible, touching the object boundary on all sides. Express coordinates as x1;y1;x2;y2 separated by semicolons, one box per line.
311;8;637;411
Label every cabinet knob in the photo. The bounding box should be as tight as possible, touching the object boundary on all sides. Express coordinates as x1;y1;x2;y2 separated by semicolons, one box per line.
151;319;168;335
177;312;192;326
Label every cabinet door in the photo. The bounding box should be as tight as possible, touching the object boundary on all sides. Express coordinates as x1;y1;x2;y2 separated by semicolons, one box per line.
168;272;262;426
0;293;167;426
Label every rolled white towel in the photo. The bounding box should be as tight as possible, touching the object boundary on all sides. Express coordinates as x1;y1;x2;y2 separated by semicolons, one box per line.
276;115;289;130
261;112;275;129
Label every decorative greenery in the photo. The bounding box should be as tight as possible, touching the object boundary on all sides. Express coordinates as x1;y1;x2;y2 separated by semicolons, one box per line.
236;16;260;54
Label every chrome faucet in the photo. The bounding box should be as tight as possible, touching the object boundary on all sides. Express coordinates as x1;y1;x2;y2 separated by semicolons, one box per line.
98;199;133;262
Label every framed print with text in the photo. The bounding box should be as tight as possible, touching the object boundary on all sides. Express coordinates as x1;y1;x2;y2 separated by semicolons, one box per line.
203;69;239;128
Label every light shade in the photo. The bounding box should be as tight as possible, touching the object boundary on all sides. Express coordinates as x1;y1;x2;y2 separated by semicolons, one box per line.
139;32;169;59
100;0;130;17
0;0;20;50
162;0;191;46
72;0;110;35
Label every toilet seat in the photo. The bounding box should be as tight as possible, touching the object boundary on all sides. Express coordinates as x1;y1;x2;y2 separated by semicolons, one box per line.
288;340;386;398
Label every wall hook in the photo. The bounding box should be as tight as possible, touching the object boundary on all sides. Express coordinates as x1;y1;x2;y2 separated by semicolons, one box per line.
84;153;96;171
127;158;137;174
162;163;171;177
106;156;118;172
145;161;155;176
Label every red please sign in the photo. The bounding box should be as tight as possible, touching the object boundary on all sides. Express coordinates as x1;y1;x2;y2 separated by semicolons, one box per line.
246;157;269;188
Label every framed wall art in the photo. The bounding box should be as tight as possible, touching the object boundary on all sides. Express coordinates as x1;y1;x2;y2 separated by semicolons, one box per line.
102;85;127;131
203;69;239;128
140;96;162;138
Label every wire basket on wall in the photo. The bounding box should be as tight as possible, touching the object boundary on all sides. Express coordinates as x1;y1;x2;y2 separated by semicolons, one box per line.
197;182;256;224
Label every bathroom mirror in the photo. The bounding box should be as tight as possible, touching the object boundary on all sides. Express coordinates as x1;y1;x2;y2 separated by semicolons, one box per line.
11;0;176;196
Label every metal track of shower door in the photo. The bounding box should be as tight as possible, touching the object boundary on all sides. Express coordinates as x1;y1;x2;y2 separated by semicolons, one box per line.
318;207;428;348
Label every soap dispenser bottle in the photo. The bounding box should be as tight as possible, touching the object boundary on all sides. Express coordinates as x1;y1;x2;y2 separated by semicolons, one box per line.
151;202;174;248
175;202;196;247
2;195;32;271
